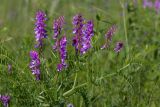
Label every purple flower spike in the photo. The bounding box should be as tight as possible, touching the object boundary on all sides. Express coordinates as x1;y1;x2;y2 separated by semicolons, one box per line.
105;25;116;41
59;35;67;61
34;10;47;48
57;35;67;71
72;14;84;53
29;51;41;80
53;16;65;40
155;0;160;13
81;20;94;54
114;42;123;53
53;16;65;51
0;95;10;107
101;25;117;50
53;40;59;51
57;63;63;72
52;16;67;72
143;0;153;8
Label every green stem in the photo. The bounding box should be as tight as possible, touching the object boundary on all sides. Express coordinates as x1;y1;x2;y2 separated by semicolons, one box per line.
120;0;129;59
63;81;87;97
96;63;130;81
63;73;77;97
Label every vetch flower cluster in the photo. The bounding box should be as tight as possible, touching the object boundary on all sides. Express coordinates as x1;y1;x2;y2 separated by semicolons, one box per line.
72;14;84;53
72;14;94;54
52;16;67;71
53;16;65;51
0;10;125;106
30;11;123;76
143;0;160;13
155;0;160;13
114;42;123;53
53;16;65;40
34;11;47;48
29;51;41;80
101;25;116;50
0;95;10;107
100;25;123;53
105;25;116;41
57;35;67;71
143;0;153;8
81;20;94;54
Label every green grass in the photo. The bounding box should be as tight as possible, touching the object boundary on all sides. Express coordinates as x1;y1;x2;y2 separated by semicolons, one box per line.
0;0;160;107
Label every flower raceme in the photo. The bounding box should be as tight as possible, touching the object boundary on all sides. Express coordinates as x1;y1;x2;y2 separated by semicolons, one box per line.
53;16;65;51
143;0;160;13
0;95;10;107
52;16;67;72
72;14;84;53
59;35;67;66
114;42;123;53
143;0;153;8
72;14;94;54
105;25;116;41
101;25;117;50
155;0;160;13
53;16;65;40
80;20;94;54
57;35;67;71
33;12;123;73
34;11;47;48
29;51;41;80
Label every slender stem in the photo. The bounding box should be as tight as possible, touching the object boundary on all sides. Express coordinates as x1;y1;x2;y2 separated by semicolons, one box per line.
63;73;77;97
63;82;87;97
96;63;130;81
120;0;129;59
80;97;83;107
